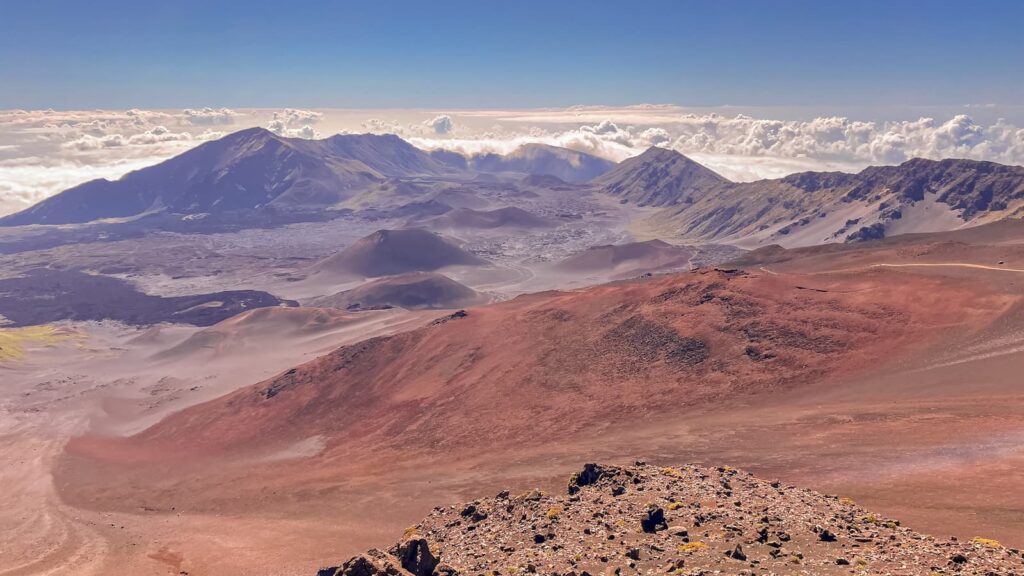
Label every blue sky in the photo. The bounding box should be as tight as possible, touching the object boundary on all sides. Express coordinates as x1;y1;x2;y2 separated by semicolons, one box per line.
1;0;1022;109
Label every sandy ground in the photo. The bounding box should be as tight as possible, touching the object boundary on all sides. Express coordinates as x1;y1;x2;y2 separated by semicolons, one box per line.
0;308;447;576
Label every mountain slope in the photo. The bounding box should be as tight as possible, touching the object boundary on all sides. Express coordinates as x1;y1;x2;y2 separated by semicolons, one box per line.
324;133;454;177
0;129;457;226
552;239;694;278
462;143;616;182
649;157;1024;247
312;229;487;278
66;266;992;461
592;147;731;206
308;272;486;310
428;206;551;230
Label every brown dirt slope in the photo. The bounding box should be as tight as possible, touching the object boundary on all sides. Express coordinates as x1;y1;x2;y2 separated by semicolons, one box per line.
65;266;1003;465
151;306;365;360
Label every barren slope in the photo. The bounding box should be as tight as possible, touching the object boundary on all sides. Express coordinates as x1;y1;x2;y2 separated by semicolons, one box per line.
592;147;730;207
428;207;551;230
308;272;487;310
648;158;1024;248
552;239;695;279
312;229;488;278
63;263;1003;471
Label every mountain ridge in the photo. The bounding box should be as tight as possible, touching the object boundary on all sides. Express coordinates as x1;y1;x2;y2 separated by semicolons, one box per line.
5;128;1023;250
645;155;1024;247
0;128;411;225
0;130;616;226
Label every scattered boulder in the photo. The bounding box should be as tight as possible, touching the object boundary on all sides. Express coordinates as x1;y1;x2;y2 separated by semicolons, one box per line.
429;310;468;326
328;549;413;576
568;463;614;494
727;544;747;561
640;505;668;533
391;537;439;576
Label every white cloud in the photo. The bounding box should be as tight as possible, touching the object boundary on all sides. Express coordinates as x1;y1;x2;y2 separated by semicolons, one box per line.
61;126;222;151
359;118;410;136
267;119;320;139
265;108;323;139
424;114;454;135
0;156;170;215
413;112;1024;179
0;111;231;215
272;108;322;127
181;107;236;125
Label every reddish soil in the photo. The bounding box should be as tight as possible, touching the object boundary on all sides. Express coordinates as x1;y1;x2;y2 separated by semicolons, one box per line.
53;244;1024;574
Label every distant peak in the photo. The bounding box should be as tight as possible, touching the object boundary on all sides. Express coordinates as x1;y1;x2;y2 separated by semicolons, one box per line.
637;146;684;159
229;126;277;139
213;126;282;147
328;132;406;143
899;157;985;168
366;228;431;241
615;147;712;174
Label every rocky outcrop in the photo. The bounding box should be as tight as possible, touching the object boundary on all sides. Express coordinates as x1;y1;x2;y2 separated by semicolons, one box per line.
319;462;1024;575
390;537;439;576
319;537;449;576
567;462;616;494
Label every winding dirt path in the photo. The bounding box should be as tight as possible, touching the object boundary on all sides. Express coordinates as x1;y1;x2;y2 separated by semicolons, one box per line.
763;261;1024;276
0;417;112;576
869;262;1024;273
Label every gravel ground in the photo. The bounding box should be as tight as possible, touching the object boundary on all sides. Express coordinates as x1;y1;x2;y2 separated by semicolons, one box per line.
324;462;1024;576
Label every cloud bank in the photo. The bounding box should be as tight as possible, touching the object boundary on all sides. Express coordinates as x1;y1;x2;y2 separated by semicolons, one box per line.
1;106;1022;216
409;113;1024;170
181;107;237;125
